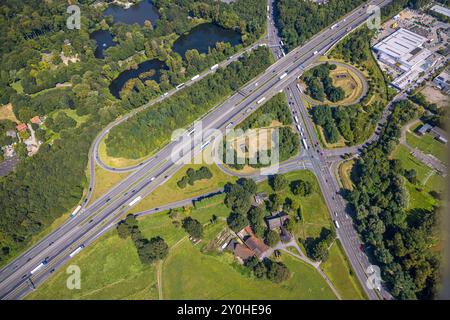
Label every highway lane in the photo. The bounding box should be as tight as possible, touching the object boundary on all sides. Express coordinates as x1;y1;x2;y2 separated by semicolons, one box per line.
0;0;393;299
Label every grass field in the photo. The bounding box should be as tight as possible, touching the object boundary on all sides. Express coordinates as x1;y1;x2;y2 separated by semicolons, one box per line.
58;109;90;127
26;198;231;300
330;66;363;105
406;123;448;164
162;239;336;300
130;163;236;213
0;103;18;122
88;165;130;205
391;144;445;211
26;230;159;300
10;81;23;94
338;160;355;191
321;240;366;300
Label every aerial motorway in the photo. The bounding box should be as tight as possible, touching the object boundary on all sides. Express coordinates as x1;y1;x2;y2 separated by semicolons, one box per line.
0;0;393;300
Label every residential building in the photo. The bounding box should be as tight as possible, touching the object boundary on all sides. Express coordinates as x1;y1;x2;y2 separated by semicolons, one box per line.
433;71;450;93
430;126;448;144
16;123;27;133
265;212;289;230
30;116;42;125
417;123;432;136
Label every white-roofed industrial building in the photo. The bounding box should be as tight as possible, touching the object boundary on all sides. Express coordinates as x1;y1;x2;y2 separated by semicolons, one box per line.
430;5;450;18
372;28;437;90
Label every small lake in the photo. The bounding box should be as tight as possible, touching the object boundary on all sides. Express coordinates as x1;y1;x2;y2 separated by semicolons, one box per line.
103;0;160;27
109;59;167;98
91;29;117;59
172;23;241;58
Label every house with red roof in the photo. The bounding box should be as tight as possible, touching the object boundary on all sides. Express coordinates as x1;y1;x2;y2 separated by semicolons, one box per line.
30;116;42;125
16;123;27;132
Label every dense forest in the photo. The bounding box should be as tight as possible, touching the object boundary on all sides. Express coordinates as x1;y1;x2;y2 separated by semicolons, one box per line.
105;47;273;159
0;0;268;265
275;0;366;50
275;0;432;51
302;63;345;103
348;100;441;299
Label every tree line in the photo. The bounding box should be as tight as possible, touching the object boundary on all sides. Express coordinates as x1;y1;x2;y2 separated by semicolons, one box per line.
177;166;213;189
348;99;440;299
117;214;169;264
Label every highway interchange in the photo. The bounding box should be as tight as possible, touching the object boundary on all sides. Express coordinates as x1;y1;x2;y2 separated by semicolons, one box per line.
0;0;394;300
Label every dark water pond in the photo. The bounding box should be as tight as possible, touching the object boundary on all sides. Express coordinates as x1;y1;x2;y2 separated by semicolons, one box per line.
103;0;160;27
172;23;241;58
91;29;117;59
109;59;167;98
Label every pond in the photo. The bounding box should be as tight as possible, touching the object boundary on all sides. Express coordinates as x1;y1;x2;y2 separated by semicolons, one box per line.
91;29;117;59
109;59;167;99
103;0;160;27
172;23;242;58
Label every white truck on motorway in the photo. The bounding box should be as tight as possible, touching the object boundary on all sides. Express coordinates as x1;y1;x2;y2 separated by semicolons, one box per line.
128;196;142;207
294;116;299;124
296;124;301;132
191;74;200;81
70;205;82;218
176;83;185;90
210;64;219;71
30;260;48;275
257;97;266;104
279;72;288;80
301;138;308;150
334;220;340;229
201;140;210;150
69;245;85;258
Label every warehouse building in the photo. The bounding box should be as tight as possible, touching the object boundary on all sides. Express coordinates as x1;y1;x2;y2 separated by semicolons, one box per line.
430;5;450;18
373;28;436;90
